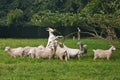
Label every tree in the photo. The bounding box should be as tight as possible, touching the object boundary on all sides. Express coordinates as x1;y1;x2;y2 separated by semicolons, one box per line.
80;0;120;39
6;9;23;26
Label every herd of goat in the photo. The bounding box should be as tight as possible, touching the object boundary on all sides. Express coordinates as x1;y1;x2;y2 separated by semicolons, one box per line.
5;28;116;61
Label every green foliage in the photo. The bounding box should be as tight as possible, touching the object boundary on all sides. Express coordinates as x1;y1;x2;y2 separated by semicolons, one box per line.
30;11;81;27
6;9;23;25
81;0;101;15
0;18;6;26
81;0;120;38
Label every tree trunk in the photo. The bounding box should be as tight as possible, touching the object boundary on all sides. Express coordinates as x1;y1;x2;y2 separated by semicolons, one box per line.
106;27;117;40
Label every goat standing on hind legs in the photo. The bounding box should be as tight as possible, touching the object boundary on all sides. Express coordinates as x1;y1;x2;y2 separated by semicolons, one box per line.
46;27;56;47
46;27;63;47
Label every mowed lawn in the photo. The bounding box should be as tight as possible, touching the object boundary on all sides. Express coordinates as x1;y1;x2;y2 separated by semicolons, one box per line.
0;38;120;80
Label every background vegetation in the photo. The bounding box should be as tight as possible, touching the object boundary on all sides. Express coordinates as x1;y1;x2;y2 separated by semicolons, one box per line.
0;0;120;38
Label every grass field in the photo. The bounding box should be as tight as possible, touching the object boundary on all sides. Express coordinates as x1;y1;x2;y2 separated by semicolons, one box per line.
0;38;120;80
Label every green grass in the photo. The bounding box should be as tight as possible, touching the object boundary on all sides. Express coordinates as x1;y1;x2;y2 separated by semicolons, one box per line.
0;38;120;80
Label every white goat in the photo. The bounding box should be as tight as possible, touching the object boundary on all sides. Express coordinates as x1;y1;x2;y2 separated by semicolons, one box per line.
35;42;55;59
46;27;56;47
93;45;116;60
27;41;55;59
27;45;45;58
5;46;24;57
54;41;67;61
46;27;63;47
23;46;33;56
62;43;81;59
35;46;54;59
27;47;37;58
